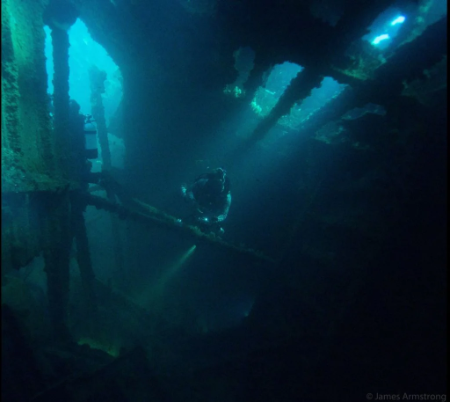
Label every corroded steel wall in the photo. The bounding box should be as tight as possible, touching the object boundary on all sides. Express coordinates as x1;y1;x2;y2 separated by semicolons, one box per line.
1;0;67;193
1;0;69;273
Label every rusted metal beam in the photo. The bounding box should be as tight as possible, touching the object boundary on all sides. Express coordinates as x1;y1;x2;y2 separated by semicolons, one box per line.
84;193;275;264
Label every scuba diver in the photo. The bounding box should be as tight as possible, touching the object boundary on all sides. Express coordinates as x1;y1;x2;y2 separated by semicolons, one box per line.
180;167;231;234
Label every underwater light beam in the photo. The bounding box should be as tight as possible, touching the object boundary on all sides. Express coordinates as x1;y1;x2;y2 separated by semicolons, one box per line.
153;245;197;293
176;244;197;268
160;244;197;286
137;244;197;308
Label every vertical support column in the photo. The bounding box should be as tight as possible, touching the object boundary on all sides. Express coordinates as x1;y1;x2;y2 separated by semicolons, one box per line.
43;25;72;341
43;0;77;336
89;66;126;287
67;100;99;326
51;27;71;179
42;191;72;341
71;192;98;319
89;66;111;168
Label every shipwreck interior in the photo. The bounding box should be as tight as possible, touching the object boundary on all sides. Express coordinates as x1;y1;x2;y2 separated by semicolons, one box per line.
1;0;447;401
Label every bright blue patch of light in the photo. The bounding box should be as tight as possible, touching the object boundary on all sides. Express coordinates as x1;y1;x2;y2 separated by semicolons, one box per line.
372;34;390;45
280;76;346;128
68;19;122;119
251;62;303;117
390;15;405;26
44;26;54;95
265;62;303;97
363;6;408;49
44;19;122;125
